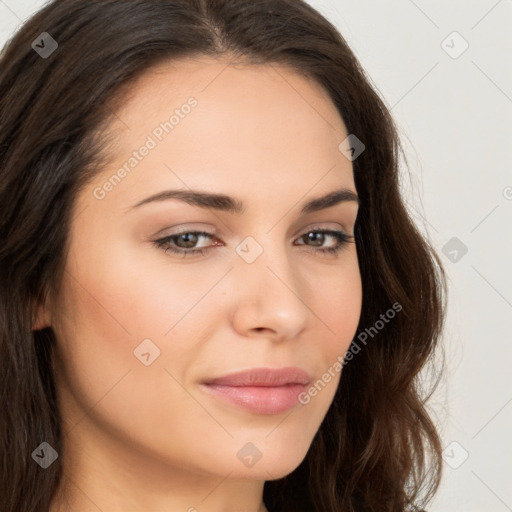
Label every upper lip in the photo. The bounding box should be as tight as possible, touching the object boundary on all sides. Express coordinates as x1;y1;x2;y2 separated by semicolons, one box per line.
203;367;312;387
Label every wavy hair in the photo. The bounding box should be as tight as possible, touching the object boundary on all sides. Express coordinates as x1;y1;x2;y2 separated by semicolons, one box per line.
0;1;447;510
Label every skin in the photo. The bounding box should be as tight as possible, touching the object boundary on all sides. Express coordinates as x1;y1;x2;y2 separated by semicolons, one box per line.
35;56;362;512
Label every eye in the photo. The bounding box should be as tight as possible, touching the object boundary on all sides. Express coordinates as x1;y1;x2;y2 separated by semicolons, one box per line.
294;229;355;256
153;228;355;258
154;230;217;257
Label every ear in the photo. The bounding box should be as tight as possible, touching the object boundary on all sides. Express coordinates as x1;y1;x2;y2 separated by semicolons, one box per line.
32;298;52;331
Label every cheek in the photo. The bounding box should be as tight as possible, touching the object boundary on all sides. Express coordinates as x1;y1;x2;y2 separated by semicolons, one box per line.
310;255;363;352
291;256;362;415
58;222;214;342
48;241;167;419
51;229;226;432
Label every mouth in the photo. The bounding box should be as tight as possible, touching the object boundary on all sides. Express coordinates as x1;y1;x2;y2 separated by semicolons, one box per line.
200;367;312;415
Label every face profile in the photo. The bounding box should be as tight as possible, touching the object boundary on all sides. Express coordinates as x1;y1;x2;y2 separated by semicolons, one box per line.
0;1;447;511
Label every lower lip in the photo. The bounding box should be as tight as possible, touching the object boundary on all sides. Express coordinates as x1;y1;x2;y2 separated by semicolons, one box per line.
201;383;307;414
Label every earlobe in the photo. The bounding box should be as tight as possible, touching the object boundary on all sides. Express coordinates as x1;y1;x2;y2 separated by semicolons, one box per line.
32;301;52;331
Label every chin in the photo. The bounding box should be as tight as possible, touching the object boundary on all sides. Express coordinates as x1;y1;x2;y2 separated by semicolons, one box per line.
225;445;310;481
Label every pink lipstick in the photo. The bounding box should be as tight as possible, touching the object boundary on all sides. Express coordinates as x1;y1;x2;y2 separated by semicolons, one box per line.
201;367;312;415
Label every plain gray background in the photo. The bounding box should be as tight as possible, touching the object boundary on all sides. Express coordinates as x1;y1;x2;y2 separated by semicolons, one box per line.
1;0;511;510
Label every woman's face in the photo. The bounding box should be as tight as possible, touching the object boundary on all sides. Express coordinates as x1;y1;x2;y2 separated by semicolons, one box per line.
38;57;362;494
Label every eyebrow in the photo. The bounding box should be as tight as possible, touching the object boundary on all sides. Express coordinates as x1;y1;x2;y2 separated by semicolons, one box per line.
128;187;359;215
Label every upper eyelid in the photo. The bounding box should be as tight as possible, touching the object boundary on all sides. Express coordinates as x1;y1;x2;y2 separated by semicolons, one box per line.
159;225;351;241
159;221;352;237
157;227;353;249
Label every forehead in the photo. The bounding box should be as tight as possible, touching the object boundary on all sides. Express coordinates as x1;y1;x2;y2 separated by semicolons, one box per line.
113;56;344;126
85;56;355;211
108;56;347;152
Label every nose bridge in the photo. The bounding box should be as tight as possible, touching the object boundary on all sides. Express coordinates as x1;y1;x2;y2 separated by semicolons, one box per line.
229;231;310;337
235;232;293;293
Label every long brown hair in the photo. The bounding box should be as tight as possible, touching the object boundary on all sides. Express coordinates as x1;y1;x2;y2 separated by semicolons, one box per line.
0;1;447;510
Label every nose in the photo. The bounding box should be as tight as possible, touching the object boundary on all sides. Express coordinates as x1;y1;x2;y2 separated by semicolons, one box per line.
229;240;310;342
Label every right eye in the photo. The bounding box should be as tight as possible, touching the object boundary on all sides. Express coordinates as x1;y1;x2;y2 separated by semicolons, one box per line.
153;230;219;257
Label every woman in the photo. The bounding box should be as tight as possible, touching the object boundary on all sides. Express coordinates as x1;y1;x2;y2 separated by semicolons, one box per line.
0;0;447;511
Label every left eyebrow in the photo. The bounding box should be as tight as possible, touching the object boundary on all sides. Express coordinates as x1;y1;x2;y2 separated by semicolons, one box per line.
300;188;360;214
127;187;359;214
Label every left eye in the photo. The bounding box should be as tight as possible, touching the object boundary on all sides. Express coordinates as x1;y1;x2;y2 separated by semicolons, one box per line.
154;229;354;258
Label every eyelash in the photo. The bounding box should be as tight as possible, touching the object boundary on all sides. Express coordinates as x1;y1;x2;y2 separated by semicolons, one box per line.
153;228;355;258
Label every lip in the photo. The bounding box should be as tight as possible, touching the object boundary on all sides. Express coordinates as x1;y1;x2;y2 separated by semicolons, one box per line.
200;367;312;415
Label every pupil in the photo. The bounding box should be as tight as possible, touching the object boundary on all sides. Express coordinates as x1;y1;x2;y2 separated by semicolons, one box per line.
307;232;324;247
178;233;198;248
